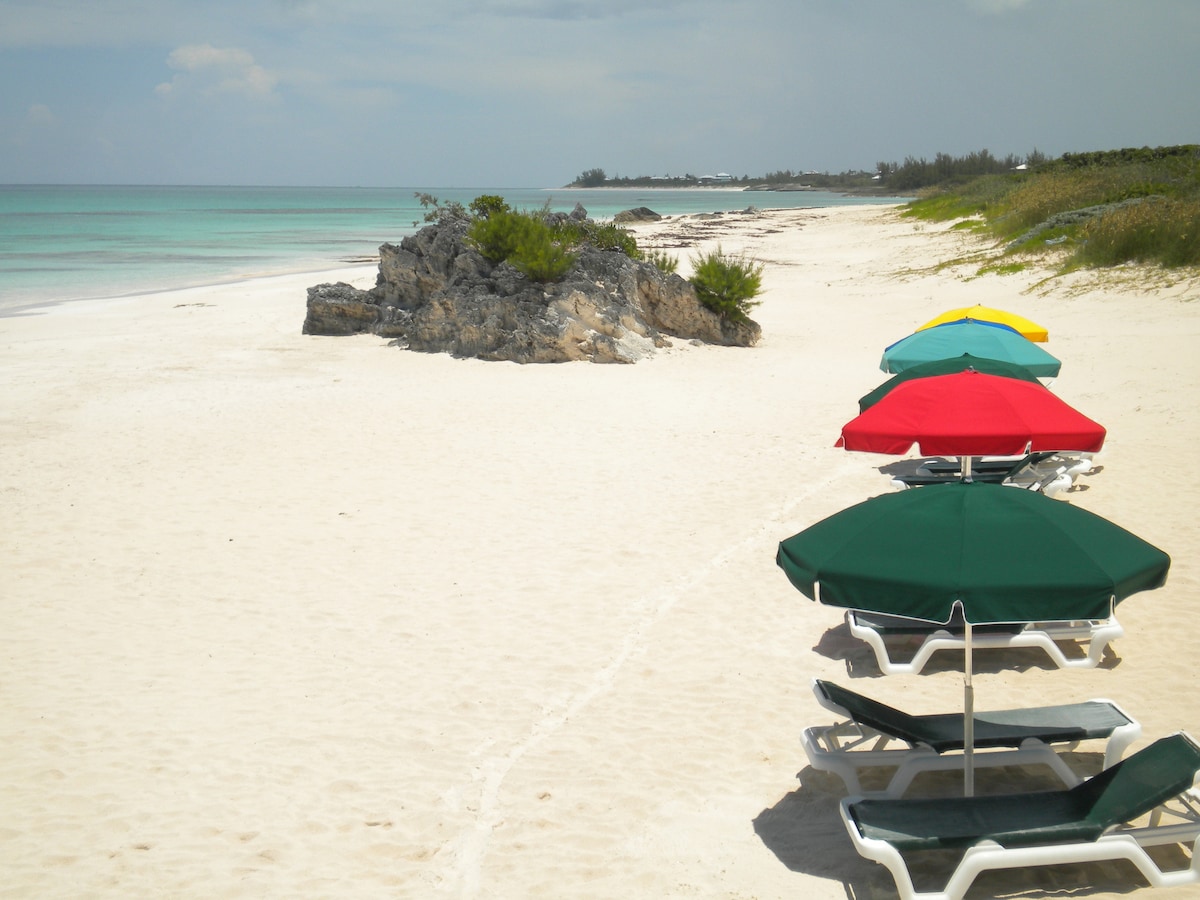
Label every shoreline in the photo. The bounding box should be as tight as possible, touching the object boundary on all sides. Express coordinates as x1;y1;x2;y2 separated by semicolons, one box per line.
1;185;903;319
3;204;1198;898
0;260;380;319
0;200;903;319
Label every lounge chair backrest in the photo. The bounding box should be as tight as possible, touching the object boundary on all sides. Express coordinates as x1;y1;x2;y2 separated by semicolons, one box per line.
816;680;929;746
1004;451;1057;477
1072;733;1200;829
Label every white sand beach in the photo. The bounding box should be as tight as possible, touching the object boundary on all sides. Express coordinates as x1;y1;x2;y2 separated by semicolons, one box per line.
3;204;1199;899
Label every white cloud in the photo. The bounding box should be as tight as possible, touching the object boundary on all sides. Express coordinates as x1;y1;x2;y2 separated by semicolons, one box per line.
155;43;277;99
25;103;57;126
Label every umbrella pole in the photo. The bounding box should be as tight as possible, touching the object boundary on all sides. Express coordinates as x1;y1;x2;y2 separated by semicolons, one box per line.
964;620;975;796
961;455;974;483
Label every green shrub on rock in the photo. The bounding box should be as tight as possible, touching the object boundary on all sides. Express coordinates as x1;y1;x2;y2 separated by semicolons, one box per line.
642;249;679;275
469;194;511;219
546;218;639;258
509;227;577;282
415;192;467;225
467;209;577;282
689;247;763;322
467;209;532;263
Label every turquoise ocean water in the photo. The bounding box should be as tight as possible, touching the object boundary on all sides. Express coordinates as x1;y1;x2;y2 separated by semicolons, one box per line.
0;185;903;315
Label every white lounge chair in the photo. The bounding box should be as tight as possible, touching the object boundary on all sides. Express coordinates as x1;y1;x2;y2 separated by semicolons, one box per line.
804;678;1141;797
840;732;1200;900
889;458;1076;497
846;610;1124;675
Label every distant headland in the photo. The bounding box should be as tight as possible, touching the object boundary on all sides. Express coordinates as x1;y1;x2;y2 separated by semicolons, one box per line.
564;166;893;195
565;150;1050;194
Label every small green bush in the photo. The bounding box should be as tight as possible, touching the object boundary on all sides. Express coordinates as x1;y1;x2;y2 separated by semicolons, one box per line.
469;194;511;219
468;209;532;263
690;246;763;322
466;208;577;282
642;249;679;275
552;219;639;256
415;192;467;225
509;228;577;282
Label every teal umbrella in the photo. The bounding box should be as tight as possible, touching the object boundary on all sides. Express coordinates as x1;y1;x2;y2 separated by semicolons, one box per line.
777;481;1170;793
858;353;1044;413
881;321;1062;377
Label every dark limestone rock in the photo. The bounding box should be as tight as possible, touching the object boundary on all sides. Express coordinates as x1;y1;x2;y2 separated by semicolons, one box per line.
302;215;760;363
613;206;662;224
302;282;380;335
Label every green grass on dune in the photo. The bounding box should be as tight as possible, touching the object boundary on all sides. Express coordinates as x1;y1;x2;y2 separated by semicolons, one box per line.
904;145;1200;271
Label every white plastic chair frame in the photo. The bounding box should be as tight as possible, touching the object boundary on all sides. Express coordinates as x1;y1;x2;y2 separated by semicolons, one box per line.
845;610;1124;675
803;680;1141;798
839;778;1200;900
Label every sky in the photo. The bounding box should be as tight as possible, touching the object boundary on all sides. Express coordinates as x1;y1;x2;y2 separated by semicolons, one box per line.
1;0;1197;187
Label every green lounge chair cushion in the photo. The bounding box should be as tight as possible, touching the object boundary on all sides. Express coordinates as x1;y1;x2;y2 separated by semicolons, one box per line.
817;680;1134;754
848;733;1200;851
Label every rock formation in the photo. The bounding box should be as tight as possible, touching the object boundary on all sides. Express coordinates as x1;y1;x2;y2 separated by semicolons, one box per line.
303;212;760;364
613;206;662;224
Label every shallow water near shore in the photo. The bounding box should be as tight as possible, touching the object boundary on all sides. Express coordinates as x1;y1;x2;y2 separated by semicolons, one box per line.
0;184;904;314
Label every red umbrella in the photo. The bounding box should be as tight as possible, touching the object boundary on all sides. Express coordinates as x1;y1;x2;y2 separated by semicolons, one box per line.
837;369;1105;458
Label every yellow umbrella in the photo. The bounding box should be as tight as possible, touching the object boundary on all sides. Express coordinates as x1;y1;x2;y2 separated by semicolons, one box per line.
916;304;1049;342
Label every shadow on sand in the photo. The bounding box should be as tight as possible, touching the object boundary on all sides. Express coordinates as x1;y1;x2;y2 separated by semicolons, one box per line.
752;767;889;898
754;761;1170;898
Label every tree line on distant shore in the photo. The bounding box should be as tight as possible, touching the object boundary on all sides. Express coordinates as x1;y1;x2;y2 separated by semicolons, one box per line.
568;166;887;191
572;143;1200;270
569;149;1051;193
569;145;1199;194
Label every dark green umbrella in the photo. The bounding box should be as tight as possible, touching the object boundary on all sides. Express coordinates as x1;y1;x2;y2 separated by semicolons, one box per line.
777;481;1170;793
777;481;1168;623
857;353;1045;413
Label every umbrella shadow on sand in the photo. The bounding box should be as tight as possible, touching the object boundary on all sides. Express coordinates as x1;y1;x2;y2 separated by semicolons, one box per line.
811;620;1122;679
754;761;1173;899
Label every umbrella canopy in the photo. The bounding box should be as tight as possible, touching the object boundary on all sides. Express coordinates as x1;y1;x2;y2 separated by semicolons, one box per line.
776;481;1169;625
858;353;1043;413
917;305;1050;342
777;481;1169;796
882;321;1062;377
838;369;1106;457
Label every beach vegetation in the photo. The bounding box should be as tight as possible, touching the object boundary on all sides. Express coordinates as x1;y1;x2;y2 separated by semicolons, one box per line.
977;261;1028;276
904;144;1200;270
574;168;609;187
1075;197;1200;268
689;247;763;323
878;149;1047;193
508;225;578;282
466;207;578;282
469;194;512;219
468;209;534;263
463;194;662;282
415;192;468;225
642;249;679;275
554;219;639;256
